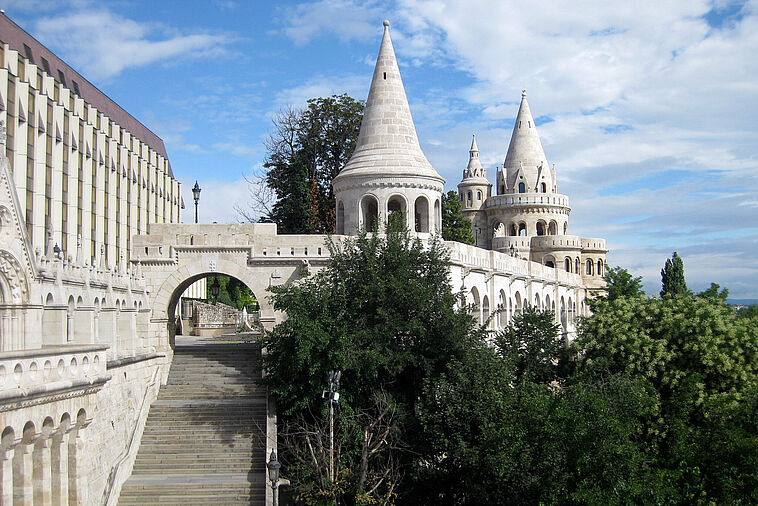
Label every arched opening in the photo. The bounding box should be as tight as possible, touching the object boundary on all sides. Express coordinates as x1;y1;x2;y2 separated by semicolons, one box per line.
541;182;546;193
498;290;506;328
482;295;490;329
560;296;567;335
467;191;472;206
563;222;568;234
565;258;571;272
415;196;429;233
509;224;517;236
548;221;557;235
568;297;574;324
387;195;406;224
434;199;441;232
468;287;480;324
535;294;541;310
361;195;379;231
518;223;527;236
66;296;75;342
575;258;580;274
514;291;522;314
518;182;526;193
176;273;262;339
476;190;482;200
597;259;604;276
586;259;593;275
336;201;345;234
42;293;58;346
536;221;546;236
545;294;551;314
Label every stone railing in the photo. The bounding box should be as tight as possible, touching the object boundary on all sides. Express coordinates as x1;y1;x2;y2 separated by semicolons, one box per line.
581;237;607;252
485;192;570;208
530;235;584;250
0;345;109;405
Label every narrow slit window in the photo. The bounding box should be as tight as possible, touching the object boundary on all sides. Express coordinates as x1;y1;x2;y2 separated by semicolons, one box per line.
383;72;386;79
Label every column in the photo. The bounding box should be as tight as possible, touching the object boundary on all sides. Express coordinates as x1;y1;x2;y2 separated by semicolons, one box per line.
33;427;53;505
68;424;88;506
13;433;36;505
51;424;70;506
1;441;16;505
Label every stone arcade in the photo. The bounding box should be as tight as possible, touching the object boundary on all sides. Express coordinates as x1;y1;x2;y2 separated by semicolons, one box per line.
0;20;605;504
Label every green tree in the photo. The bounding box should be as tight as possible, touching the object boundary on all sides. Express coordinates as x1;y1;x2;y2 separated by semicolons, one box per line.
603;265;644;301
262;219;476;503
660;251;690;297
573;295;758;502
260;94;364;233
441;190;474;244
696;282;729;303
495;305;562;384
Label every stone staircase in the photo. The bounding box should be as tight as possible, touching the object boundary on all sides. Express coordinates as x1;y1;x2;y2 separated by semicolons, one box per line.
118;341;267;505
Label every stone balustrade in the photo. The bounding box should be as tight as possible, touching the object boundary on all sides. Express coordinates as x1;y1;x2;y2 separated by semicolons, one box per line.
530;234;585;250
0;345;109;402
485;192;570;208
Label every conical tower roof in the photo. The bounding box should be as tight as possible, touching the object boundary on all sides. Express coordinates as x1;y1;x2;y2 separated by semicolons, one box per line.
334;21;444;184
463;134;488;181
503;90;549;190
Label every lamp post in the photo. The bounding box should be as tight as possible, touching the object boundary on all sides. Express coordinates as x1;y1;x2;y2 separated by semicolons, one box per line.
322;370;341;482
192;181;201;223
267;449;281;506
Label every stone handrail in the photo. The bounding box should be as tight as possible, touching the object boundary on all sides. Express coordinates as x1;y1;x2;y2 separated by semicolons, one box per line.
0;344;109;403
485;192;570;208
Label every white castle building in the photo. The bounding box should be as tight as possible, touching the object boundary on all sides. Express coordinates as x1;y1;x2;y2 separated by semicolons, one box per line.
0;19;606;505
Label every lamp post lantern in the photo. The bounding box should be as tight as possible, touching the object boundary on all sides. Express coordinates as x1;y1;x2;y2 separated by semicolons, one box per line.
209;277;220;303
267;449;281;506
322;370;341;482
192;181;201;223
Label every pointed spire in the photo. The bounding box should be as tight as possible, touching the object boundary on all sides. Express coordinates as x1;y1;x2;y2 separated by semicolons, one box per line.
503;89;552;193
335;21;443;183
463;134;486;179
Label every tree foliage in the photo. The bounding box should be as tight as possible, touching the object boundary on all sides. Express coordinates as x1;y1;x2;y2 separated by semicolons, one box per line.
603;265;644;301
661;251;690;297
259;94;364;233
262;219;476;503
441;190;474;244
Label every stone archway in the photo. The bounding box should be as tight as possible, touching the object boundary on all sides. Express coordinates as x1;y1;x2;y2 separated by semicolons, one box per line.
150;258;277;349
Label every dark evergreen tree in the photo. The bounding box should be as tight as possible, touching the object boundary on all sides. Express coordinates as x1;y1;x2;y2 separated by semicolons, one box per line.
660;251;690;297
262;94;363;233
441;190;474;244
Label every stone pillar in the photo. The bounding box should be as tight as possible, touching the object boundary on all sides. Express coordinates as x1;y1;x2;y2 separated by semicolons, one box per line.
13;435;36;505
33;428;53;505
51;423;71;506
0;443;16;505
68;423;89;505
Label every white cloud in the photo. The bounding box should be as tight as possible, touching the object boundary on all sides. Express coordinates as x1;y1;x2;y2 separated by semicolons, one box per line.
32;10;231;82
281;0;385;45
274;74;369;110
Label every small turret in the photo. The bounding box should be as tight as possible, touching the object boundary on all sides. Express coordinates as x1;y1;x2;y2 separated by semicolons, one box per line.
457;134;491;213
457;134;492;247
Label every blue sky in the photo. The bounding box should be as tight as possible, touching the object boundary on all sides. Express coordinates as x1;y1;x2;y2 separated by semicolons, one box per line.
5;0;758;298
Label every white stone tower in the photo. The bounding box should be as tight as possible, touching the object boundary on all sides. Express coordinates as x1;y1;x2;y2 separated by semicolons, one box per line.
457;135;492;247
333;20;445;235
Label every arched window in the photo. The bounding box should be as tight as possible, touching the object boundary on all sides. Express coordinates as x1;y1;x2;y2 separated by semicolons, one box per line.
434;199;441;232
518;182;526;193
476;190;482;200
565;258;571;272
575;258;580;273
545;260;554;268
541;182;546;193
467;191;472;205
597;259;604;276
336;201;345;234
387;195;406;227
415;196;430;233
518;223;527;236
536;222;545;236
563;222;568;234
361;195;379;231
514;292;522;314
469;287;480;323
548;221;557;235
482;295;490;328
509;224;517;236
586;259;593;275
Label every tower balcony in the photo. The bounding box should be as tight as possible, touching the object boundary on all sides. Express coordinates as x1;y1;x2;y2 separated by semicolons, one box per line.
485;192;570;210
